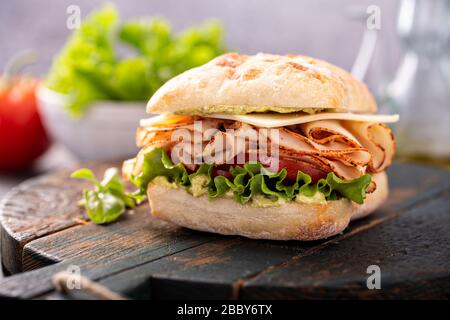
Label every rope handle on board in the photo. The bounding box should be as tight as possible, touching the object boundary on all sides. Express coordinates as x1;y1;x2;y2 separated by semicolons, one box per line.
52;271;127;300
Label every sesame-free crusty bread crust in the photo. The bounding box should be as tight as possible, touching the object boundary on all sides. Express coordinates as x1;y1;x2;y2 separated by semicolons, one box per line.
146;172;387;241
147;53;377;115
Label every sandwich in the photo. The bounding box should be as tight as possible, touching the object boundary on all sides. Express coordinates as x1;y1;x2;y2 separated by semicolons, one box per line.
123;53;398;241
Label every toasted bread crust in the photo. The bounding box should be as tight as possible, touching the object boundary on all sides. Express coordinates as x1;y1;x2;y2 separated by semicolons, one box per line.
147;53;377;115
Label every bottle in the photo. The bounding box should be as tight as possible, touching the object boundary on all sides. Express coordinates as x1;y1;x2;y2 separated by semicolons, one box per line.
385;0;450;164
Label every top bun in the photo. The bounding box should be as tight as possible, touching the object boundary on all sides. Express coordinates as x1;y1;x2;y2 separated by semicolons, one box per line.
147;53;377;115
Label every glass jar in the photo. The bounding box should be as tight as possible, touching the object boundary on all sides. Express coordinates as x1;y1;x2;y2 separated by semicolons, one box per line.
384;0;450;164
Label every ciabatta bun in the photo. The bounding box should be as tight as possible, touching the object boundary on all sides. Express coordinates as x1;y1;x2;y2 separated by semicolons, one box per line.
146;172;388;241
147;53;377;115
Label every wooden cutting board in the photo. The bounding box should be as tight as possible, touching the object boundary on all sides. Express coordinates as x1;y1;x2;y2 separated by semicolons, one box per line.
0;162;449;299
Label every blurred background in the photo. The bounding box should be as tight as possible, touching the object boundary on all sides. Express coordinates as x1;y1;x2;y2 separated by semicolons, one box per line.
0;0;401;76
0;0;449;207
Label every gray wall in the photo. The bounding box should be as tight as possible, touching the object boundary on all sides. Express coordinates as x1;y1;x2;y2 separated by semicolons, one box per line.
0;0;401;91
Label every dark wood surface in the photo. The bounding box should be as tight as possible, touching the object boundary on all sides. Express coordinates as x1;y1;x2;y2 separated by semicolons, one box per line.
0;162;449;299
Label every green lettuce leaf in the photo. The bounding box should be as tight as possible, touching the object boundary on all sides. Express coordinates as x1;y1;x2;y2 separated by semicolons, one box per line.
46;5;227;117
324;172;372;204
71;167;144;224
132;148;372;205
131;148;189;191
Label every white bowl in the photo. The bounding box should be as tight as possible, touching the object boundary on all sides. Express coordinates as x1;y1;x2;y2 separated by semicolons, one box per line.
37;86;150;161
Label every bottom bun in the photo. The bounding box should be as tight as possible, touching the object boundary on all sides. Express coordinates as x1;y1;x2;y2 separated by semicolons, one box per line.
147;171;388;241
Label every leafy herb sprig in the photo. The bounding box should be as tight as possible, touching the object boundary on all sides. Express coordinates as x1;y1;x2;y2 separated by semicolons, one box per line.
71;168;145;224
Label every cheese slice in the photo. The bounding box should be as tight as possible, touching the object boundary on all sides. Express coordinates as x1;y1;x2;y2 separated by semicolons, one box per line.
140;114;188;127
206;112;399;128
140;112;399;128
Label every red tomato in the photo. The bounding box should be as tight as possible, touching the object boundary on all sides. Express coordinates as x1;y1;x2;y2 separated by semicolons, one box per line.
277;158;329;182
212;167;234;180
0;76;50;171
256;154;329;182
208;153;329;183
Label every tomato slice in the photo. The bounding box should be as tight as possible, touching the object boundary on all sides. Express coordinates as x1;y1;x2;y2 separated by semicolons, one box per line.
212;165;234;181
209;154;330;183
212;169;233;181
277;158;329;182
